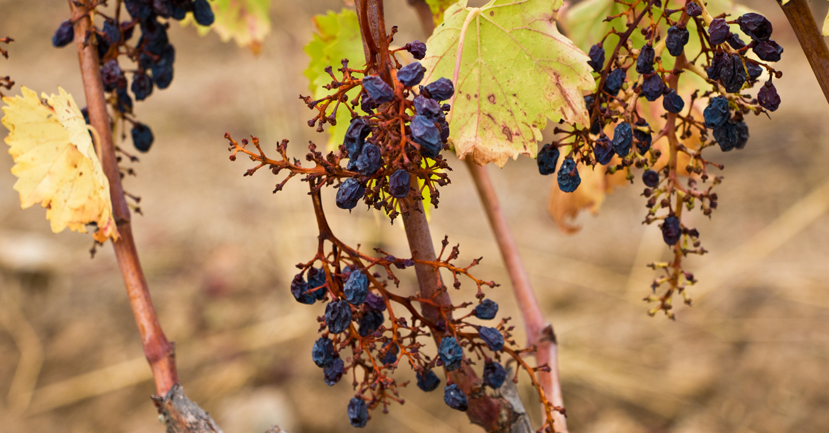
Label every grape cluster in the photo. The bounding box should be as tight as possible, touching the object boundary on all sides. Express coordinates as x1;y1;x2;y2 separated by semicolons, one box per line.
540;0;784;317
52;0;214;154
227;36;562;430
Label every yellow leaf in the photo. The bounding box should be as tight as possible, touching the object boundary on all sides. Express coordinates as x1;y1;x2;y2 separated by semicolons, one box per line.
182;0;272;54
2;87;118;243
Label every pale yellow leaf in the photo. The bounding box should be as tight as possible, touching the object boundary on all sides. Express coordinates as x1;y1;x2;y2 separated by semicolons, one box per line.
2;87;118;242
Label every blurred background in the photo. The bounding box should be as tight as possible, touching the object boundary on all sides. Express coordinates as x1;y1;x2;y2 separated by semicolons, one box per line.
1;0;828;432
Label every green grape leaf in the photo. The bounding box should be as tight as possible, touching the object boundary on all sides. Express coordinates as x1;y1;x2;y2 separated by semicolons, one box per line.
426;0;458;25
421;0;594;167
303;9;364;150
181;0;272;54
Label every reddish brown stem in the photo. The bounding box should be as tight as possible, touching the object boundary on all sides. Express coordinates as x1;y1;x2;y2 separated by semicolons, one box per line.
67;0;176;397
466;160;568;432
777;0;829;104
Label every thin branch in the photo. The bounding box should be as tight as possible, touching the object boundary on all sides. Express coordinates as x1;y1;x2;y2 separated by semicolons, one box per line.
66;2;225;432
777;0;829;104
465;160;568;432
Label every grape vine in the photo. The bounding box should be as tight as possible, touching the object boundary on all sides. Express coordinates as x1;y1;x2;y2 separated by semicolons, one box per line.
226;30;562;432
545;0;784;318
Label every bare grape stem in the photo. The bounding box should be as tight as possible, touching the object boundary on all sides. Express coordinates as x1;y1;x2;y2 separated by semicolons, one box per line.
465;160;569;432
777;0;829;104
67;0;179;398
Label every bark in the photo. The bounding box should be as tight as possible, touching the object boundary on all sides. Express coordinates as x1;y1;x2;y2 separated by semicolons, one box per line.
777;0;829;104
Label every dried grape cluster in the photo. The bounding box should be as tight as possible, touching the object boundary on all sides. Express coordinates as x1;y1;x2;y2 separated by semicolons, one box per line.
226;37;561;430
52;0;214;155
541;0;784;317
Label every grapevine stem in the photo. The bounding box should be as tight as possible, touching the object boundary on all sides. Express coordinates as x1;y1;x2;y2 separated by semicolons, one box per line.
776;0;829;105
67;0;178;398
465;160;569;432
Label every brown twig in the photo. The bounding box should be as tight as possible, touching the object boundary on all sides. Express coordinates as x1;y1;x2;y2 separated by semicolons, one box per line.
66;3;229;432
777;0;829;104
465;160;569;432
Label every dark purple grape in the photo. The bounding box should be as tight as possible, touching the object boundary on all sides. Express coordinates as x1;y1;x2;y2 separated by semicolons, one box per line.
634;119;652;155
171;3;188;20
153;0;171;18
666;26;690;56
193;0;215;26
308;267;327;300
686;1;702;17
746;61;763;80
125;0;152;20
706;52;728;81
344;118;371;157
102;19;121;44
101;60;122;92
365;291;386;312
81;107;90;125
130;72;153;101
407;40;427;60
757;81;780;111
52;20;74;48
325;300;352;334
355;143;382;175
708;19;732;45
389;169;411;198
416;370;441;392
593;136;614;165
483;361;506;389
398;61;425;87
703;96;730;128
363;75;394;104
131;122;154;152
151;45;175;89
587;44;605;72
713;120;749;151
290;274;315;305
444;384;468;411
344;270;369;306
636;44;655;74
312;337;337;368
379;341;399;365
557;158;581;193
97;38;111;60
139;19;169;55
414;95;441;119
357;310;384;337
662;89;685;113
737;13;773;41
475;299;499;320
612;122;633;157
347;397;369;427
479;327;504;351
336;178;366;210
411;115;442;157
642;169;659;188
753;40;783;62
603;68;625;96
424;77;454;101
438;119;450;142
720;53;747;93
323;357;344;385
537;143;560;175
641;74;665;102
121;21;135;41
438;336;463;371
661;216;681;246
727;33;746;50
116;87;133;113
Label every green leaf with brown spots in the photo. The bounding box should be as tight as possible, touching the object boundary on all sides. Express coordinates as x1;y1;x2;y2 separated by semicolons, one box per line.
421;0;594;167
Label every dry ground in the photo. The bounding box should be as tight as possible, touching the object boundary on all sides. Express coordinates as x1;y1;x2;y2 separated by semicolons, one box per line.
1;0;828;432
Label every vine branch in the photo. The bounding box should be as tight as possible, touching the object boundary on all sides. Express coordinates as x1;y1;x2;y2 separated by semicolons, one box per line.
777;0;829;104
